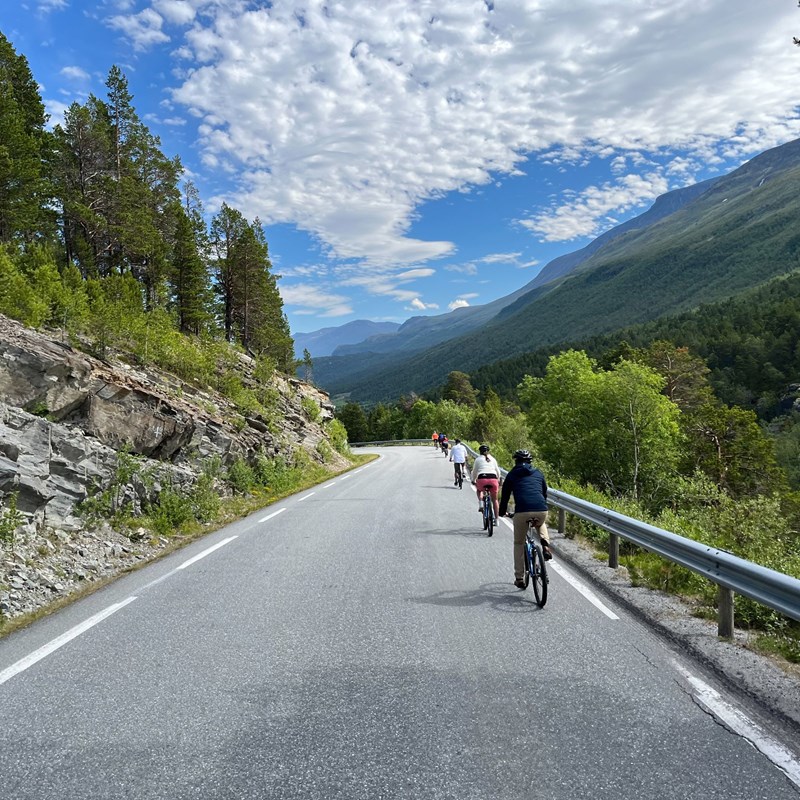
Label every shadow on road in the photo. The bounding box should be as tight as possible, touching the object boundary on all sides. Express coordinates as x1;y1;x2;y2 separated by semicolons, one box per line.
416;526;491;539
410;583;540;614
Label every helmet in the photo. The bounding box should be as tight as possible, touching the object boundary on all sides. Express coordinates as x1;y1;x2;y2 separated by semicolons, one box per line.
512;449;532;462
479;444;489;454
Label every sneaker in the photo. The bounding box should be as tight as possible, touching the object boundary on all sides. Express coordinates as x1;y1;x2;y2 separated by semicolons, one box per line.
478;507;483;513
514;578;526;589
541;543;553;561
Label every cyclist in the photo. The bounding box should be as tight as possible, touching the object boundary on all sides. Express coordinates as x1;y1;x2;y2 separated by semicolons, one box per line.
471;444;501;520
440;435;449;456
432;431;439;450
498;449;552;589
449;438;468;485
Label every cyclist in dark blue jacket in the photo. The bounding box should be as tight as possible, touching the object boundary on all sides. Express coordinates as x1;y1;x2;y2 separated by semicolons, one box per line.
498;449;552;588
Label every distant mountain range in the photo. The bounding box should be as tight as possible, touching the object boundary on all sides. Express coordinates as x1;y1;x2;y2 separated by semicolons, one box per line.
292;320;400;358
311;136;800;404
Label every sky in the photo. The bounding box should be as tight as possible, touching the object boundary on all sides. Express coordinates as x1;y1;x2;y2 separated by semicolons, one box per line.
3;1;800;337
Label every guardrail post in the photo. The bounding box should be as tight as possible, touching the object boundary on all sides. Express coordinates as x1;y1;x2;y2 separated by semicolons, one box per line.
558;508;566;534
717;586;735;638
609;533;619;569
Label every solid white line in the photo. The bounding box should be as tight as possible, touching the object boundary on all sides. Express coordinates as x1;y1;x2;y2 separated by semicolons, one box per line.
176;536;237;570
672;660;800;788
548;562;619;619
257;508;287;524
0;597;138;686
297;492;315;502
499;518;618;619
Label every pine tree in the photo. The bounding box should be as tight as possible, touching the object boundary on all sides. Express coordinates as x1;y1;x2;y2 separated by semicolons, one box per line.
0;32;55;243
171;205;211;335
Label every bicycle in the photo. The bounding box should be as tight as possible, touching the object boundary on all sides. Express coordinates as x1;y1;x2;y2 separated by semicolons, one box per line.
481;490;495;536
454;463;465;489
511;514;549;607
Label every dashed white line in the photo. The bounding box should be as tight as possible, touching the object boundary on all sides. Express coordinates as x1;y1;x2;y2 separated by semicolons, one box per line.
672;660;800;788
0;597;138;686
257;508;287;524
339;474;352;481
297;492;315;502
177;536;238;570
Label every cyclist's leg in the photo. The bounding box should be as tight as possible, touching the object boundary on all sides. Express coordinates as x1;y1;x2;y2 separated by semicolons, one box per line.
512;512;529;580
476;480;484;512
531;511;552;557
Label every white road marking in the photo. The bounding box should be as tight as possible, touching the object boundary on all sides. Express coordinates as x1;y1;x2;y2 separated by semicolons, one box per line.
177;536;238;570
499;517;618;619
0;597;138;686
672;660;800;788
257;508;287;524
548;562;619;619
297;492;315;502
339;474;351;481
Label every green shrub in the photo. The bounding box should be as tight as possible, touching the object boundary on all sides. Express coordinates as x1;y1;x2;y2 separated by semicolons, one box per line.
226;458;255;494
150;486;194;536
326;418;350;454
0;494;23;544
301;396;322;422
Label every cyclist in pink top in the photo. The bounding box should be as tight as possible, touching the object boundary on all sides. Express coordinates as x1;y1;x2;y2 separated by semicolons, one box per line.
471;444;501;520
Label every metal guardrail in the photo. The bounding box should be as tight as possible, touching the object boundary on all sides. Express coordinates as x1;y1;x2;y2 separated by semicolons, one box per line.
356;438;800;635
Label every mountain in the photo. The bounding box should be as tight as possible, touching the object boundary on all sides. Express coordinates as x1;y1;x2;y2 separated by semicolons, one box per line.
331;179;719;362
318;136;800;404
292;320;400;358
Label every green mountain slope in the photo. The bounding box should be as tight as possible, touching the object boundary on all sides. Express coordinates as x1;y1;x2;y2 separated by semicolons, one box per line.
323;137;800;403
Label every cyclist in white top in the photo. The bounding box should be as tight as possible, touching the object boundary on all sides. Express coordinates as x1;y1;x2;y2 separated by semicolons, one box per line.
449;439;468;485
471;444;501;520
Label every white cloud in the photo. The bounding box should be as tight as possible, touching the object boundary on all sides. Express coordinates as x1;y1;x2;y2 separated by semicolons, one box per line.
280;283;353;317
448;299;470;311
107;8;170;51
396;268;435;280
36;0;68;11
105;1;800;270
479;252;522;264
59;66;90;81
407;298;440;311
519;172;671;242
153;0;197;26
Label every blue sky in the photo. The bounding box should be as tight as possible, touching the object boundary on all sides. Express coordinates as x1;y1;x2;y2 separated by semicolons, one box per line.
4;1;800;336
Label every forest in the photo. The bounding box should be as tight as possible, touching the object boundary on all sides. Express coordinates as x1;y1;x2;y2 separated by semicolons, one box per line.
0;32;294;388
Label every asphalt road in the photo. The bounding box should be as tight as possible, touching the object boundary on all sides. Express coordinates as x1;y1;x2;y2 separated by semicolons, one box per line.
1;446;799;799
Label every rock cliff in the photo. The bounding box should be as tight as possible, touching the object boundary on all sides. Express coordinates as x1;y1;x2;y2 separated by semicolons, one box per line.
0;314;346;621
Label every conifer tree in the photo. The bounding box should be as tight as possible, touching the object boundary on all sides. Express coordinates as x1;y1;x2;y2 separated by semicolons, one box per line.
0;32;55;243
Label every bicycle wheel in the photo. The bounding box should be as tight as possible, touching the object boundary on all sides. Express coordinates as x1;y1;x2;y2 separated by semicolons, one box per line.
486;505;494;537
530;543;548;607
457;471;463;489
482;498;488;530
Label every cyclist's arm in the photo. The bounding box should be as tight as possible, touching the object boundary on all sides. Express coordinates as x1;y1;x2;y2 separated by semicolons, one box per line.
498;476;513;516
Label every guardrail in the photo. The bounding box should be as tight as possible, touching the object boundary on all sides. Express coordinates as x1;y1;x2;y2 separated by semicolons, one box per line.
355;438;800;636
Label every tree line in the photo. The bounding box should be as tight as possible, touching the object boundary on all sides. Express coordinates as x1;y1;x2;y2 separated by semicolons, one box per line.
0;32;293;371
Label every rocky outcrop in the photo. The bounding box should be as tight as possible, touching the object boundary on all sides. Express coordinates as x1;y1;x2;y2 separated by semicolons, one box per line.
0;314;347;620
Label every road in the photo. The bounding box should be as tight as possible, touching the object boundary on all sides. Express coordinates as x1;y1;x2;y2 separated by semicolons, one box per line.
1;445;799;799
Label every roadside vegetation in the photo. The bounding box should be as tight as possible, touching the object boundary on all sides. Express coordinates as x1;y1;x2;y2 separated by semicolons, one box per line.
337;347;800;663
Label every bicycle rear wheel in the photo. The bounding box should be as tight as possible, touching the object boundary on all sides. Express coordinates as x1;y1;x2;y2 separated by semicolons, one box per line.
530;543;548;607
486;504;494;537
